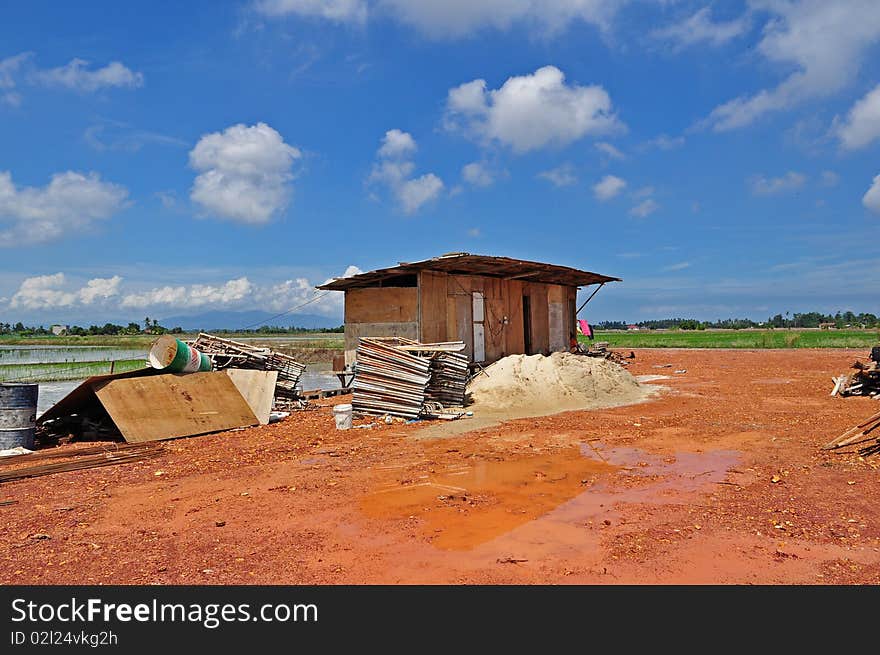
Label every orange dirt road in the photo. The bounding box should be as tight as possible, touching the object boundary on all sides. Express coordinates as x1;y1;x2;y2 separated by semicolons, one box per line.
2;348;879;584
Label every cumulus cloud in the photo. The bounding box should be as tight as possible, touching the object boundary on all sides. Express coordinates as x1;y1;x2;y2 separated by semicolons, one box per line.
864;175;880;214
0;170;128;247
255;0;368;23
836;83;880;150
10;273;122;309
189;122;301;224
593;174;626;200
461;161;494;187
444;65;623;153
377;128;417;159
368;129;443;214
3;266;362;318
630;198;659;217
375;0;622;39
538;163;578;188
703;1;880;131
749;171;806;196
122;277;253;309
652;6;749;49
34;58;143;92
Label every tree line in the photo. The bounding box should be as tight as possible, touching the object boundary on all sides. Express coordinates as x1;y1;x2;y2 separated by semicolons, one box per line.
0;321;344;336
594;311;880;331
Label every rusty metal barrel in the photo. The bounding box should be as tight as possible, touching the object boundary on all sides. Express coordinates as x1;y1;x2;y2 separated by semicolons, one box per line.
0;383;38;450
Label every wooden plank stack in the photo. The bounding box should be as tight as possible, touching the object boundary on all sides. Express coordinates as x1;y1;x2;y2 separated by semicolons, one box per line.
352;338;431;419
823;410;880;457
352;338;468;418
191;333;306;399
425;352;468;407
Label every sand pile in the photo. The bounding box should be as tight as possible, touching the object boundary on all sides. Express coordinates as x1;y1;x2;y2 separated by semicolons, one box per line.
467;352;647;417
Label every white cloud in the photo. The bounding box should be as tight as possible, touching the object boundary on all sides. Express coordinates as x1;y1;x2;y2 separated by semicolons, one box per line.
538;163;578;187
444;65;623;153
375;0;622;39
652;6;749;49
630;198;659;217
189;122;301;224
836;83;880;150
595;141;624;159
662;261;691;272
10;273;122;309
467;227;481;237
0;170;128;247
35;58;143;92
0;52;31;106
122;277;253;309
255;0;368;23
703;1;880;131
633;185;654;199
749;171;806;196
461;161;494;187
593;174;626;200
864;174;880;214
377;128;417;159
397;175;444;214
78;276;122;304
368;129;443;214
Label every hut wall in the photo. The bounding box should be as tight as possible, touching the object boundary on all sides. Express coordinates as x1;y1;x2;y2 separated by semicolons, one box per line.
343;287;419;364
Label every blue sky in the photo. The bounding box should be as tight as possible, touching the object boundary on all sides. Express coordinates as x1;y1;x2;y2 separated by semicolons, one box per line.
1;0;879;326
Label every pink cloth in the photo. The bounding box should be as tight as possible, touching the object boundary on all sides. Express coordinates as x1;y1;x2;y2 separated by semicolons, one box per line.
577;319;593;339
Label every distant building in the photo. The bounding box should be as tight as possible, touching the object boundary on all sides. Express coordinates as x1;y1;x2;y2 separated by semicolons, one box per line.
819;322;836;330
51;324;69;336
626;324;640;331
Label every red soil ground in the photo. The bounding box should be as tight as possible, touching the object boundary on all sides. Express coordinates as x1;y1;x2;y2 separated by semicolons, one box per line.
2;348;879;584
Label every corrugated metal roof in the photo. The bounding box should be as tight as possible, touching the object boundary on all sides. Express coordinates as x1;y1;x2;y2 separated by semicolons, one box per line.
317;253;621;290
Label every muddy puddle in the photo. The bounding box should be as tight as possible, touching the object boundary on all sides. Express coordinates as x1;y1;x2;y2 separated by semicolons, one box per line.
361;444;739;551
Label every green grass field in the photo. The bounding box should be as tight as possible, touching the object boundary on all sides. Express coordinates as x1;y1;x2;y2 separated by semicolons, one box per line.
587;329;880;349
0;358;147;383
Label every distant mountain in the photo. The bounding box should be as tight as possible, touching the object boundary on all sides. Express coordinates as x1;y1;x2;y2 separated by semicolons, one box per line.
158;310;342;331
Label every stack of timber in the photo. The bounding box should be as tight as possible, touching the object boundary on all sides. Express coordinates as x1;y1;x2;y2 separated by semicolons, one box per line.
352;338;431;419
823;410;880;458
425;352;468;407
830;347;880;398
191;333;306;399
352;338;468;418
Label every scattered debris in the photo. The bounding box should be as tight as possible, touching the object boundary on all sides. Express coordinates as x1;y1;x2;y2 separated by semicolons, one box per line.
0;446;32;458
0;443;164;483
191;333;306;400
830;348;880;397
582;342;635;366
496;557;528;564
823;409;880;457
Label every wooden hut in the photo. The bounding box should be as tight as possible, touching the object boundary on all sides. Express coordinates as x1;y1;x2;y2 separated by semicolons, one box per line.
318;253;620;365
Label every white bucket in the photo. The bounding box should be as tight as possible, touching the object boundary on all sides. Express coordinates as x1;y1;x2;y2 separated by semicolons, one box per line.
332;403;353;430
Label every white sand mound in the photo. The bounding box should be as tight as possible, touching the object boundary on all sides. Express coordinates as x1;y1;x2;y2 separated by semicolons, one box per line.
467;352;647;417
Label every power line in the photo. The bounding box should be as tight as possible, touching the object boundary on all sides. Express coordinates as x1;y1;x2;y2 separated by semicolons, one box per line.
238;291;333;330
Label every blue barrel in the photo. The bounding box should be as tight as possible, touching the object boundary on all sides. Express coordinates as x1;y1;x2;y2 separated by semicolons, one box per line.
0;383;38;450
